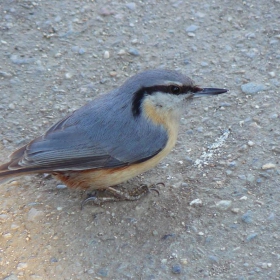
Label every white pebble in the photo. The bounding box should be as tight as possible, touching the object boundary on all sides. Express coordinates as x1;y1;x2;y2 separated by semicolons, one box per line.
187;32;196;37
118;49;126;55
11;223;20;230
231;208;240;214
9;103;15;110
216;200;232;210
17;262;28;270
56;184;67;189
247;140;255;147
190;198;202;206
104;50;110;58
3;232;12;239
65;72;73;79
262;163;276;170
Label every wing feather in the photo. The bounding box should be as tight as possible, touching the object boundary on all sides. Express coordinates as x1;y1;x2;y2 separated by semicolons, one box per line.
2;91;168;174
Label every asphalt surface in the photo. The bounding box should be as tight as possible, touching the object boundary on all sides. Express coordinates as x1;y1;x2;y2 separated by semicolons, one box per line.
0;1;280;279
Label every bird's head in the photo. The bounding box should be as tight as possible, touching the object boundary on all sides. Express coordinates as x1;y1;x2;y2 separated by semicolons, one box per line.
120;69;227;119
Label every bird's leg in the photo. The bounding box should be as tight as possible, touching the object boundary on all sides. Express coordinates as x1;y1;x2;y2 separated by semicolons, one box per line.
81;183;164;209
81;192;120;210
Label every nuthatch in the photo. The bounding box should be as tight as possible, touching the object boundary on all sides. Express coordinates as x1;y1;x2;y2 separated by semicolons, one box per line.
0;69;227;204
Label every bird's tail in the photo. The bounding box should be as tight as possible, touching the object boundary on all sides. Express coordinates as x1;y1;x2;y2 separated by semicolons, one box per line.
0;145;34;185
0;161;29;185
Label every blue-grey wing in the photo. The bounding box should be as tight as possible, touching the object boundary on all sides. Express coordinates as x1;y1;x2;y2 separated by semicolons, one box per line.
8;92;168;172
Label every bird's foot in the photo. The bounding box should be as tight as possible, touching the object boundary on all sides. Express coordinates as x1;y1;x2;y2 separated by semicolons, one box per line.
81;183;164;209
126;182;163;198
81;191;118;209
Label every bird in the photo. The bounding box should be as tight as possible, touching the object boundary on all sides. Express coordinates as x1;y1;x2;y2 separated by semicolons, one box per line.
0;69;227;206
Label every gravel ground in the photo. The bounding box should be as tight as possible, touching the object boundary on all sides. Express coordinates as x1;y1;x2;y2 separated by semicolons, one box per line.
0;0;280;279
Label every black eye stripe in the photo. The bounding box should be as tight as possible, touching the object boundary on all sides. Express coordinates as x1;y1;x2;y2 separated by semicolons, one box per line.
132;85;202;117
145;85;201;94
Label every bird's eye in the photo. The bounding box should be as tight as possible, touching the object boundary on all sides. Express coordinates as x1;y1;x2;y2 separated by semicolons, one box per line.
170;85;181;95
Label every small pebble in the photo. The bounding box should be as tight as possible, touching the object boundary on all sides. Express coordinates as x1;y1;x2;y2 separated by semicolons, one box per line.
118;49;126;55
17;262;28;270
238;175;247;180
215;200;232;210
187;32;196;37
171;264;181;274
9;103;15;110
162;233;175;240
54;16;61;22
2;275;19;280
272;146;280;153
247;174;255;183
97;268;108;277
259;172;270;178
185;25;199;32
56;184;67;189
242;210;253;223
50;257;58;263
27;208;44;222
248;140;255;146
30;275;43;280
11;224;20;230
128;48;140;56
241;82;266;94
0;71;12;78
126;2;136;10
227;161;237;169
208;255;219;263
10;55;34;64
0;214;9;221
104;51;110;59
269;113;278;119
231;208;240;214
65;73;73;79
189;198;202;206
180;258;188;265
267;213;275;221
181;182;188;188
71;46;86;55
109;71;117;77
262;163;276;170
246;233;258;242
99;7;115;16
3;232;12;239
256;178;262;184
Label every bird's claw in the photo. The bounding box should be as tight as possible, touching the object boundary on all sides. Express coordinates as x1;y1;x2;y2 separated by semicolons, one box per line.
81;182;165;209
81;191;101;210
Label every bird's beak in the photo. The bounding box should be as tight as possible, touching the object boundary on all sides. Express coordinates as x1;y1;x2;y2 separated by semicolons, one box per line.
192;87;228;97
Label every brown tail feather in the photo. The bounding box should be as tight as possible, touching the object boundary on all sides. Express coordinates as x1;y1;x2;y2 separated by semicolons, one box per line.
0;163;29;184
0;161;45;185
